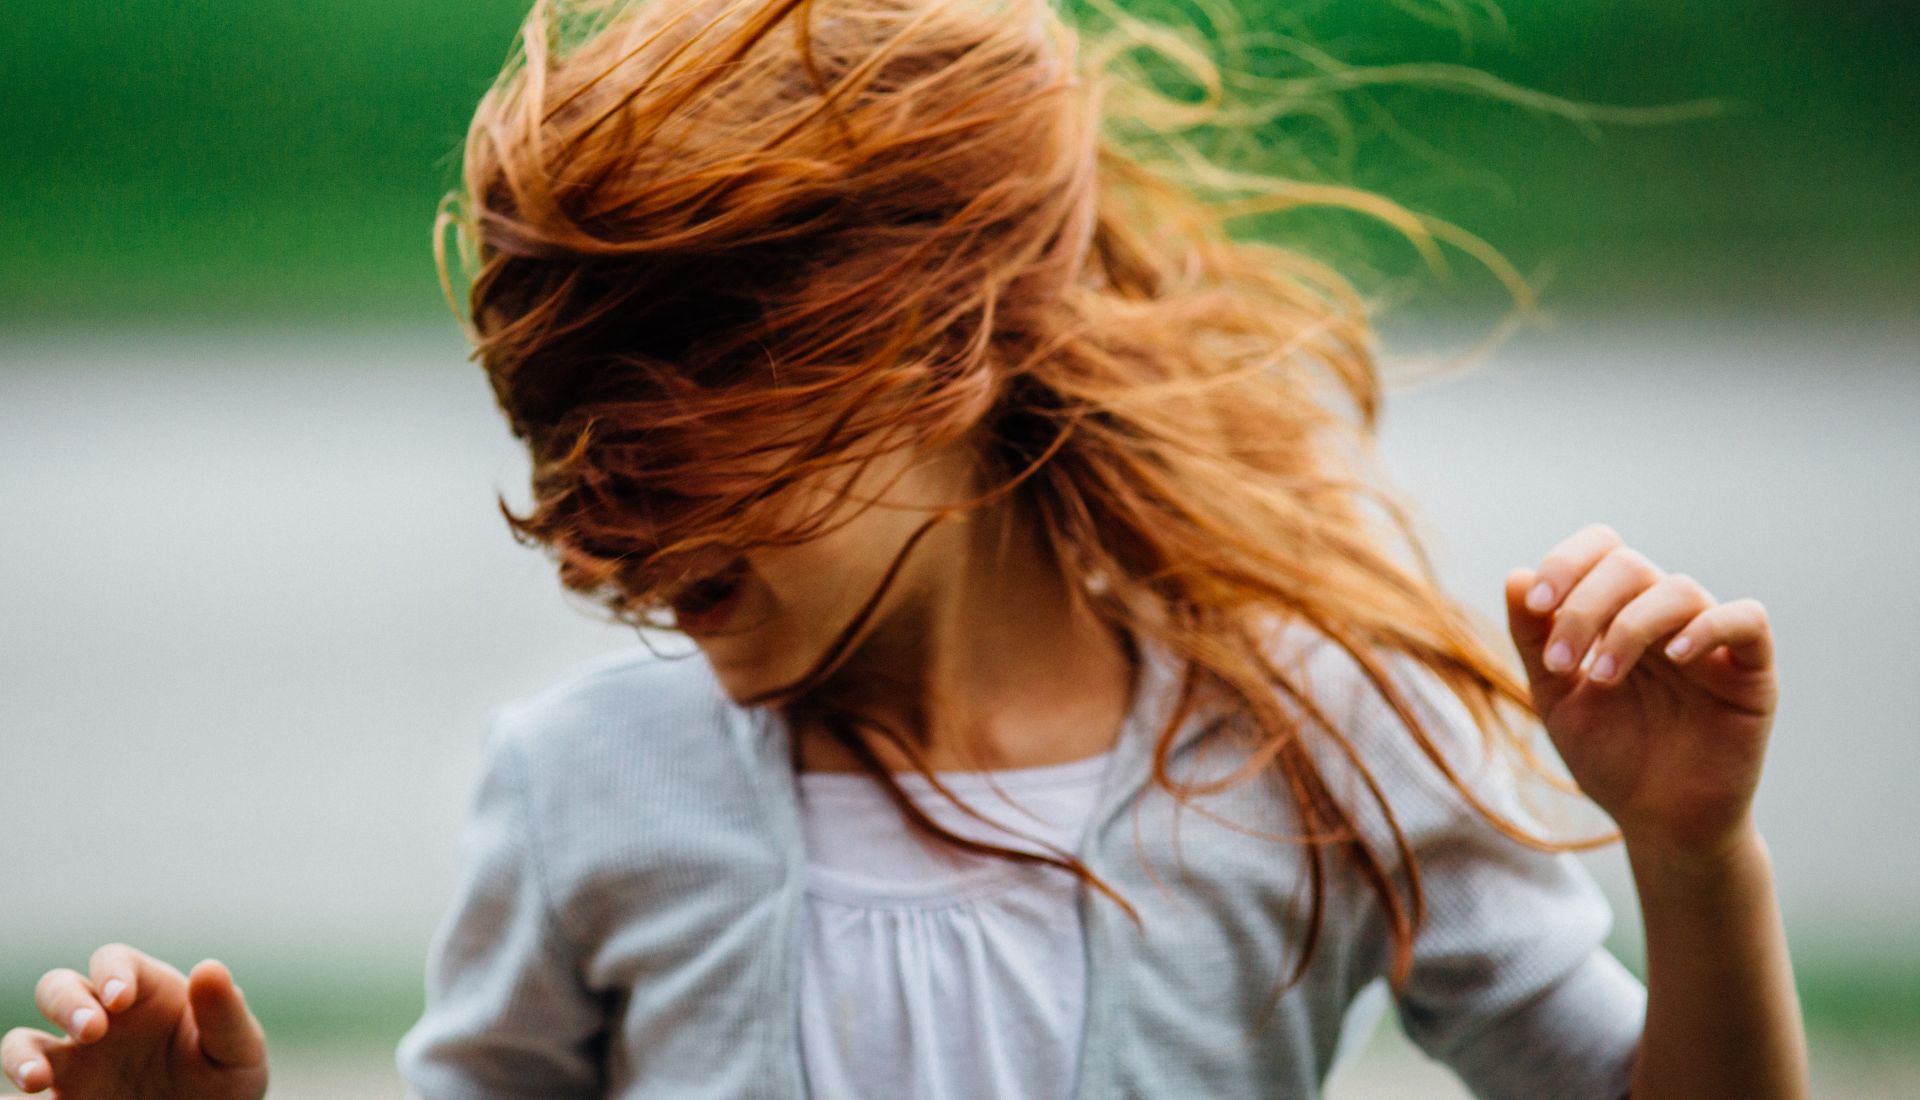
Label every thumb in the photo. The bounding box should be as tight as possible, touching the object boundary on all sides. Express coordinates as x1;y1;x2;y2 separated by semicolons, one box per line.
186;960;267;1070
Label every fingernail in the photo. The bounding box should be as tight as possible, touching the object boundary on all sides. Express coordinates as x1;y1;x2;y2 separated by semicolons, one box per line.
1545;640;1573;671
102;977;126;1005
1526;580;1555;613
71;1006;95;1034
1592;653;1617;682
16;1059;44;1087
1666;636;1693;660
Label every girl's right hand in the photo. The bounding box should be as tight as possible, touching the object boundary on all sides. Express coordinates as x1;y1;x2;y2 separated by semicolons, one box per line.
2;944;268;1100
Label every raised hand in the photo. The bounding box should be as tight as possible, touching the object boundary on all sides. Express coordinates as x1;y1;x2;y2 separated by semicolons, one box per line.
1503;522;1781;865
1;944;268;1100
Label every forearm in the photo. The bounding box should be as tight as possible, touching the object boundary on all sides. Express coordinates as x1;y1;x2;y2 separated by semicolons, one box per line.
1623;822;1809;1100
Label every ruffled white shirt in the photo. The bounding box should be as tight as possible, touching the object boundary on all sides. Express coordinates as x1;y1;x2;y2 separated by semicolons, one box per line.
795;748;1118;1100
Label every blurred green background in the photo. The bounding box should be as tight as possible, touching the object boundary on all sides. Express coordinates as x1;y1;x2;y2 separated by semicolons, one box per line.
4;2;1915;1095
4;0;1915;325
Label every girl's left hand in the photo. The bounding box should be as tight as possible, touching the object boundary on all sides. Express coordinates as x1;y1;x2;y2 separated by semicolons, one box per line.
1503;523;1780;864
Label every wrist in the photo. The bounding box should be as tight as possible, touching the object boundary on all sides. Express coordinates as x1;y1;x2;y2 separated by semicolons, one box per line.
1625;819;1770;887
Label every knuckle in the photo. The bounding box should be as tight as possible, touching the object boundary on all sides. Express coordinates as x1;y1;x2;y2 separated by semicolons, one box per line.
2;1024;48;1059
1585;521;1622;546
35;970;85;1013
1608;606;1653;642
31;970;66;1001
1665;571;1703;595
1606;544;1654;575
1670;573;1716;607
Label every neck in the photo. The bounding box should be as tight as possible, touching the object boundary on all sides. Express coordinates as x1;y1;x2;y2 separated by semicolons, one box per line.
793;493;1137;774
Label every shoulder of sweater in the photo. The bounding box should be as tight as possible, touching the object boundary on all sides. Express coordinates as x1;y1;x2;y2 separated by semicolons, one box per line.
487;642;741;777
476;644;789;936
1252;614;1508;819
1258;615;1481;745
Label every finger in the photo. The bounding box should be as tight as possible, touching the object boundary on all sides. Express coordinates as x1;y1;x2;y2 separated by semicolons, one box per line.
1;1026;66;1093
86;942;185;1018
1505;565;1555;685
1587;572;1716;687
1666;597;1774;672
187;960;267;1070
1541;544;1663;678
1520;522;1625;618
31;970;105;1045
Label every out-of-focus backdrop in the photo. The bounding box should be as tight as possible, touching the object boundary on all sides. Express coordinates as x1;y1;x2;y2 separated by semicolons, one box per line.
3;0;1915;1096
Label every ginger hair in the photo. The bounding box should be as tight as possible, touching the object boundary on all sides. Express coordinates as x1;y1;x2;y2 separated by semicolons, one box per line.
434;0;1644;1011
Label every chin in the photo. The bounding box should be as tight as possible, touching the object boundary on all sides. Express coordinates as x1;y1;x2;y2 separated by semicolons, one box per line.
697;634;806;707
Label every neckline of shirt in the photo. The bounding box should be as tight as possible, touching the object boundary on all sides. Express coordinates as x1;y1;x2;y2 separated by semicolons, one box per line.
795;745;1118;797
797;751;1115;907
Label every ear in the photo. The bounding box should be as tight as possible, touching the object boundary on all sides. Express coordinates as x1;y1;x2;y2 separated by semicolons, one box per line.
952;363;1004;429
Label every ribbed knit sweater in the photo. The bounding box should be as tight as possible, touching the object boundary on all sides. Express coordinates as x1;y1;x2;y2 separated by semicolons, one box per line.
396;619;1645;1099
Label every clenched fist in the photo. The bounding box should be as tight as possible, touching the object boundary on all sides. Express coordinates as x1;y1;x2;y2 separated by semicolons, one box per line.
2;944;268;1100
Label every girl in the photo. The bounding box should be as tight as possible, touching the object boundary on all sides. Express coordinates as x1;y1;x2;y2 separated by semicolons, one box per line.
3;0;1808;1097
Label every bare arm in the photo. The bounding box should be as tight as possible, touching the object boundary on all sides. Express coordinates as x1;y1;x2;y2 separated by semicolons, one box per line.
1623;822;1809;1099
1503;523;1808;1100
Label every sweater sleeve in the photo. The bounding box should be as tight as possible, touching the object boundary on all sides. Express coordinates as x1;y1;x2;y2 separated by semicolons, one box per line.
1366;654;1648;1100
1388;784;1647;1100
395;712;610;1100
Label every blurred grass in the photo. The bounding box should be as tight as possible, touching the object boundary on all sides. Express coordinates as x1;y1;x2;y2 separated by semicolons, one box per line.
2;946;1914;1050
3;0;1915;325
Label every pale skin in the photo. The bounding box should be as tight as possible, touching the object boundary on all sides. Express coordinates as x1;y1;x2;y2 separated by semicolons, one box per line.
3;450;1806;1097
1503;521;1808;1100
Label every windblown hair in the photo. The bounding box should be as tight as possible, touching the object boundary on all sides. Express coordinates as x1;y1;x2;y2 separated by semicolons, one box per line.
434;0;1628;1010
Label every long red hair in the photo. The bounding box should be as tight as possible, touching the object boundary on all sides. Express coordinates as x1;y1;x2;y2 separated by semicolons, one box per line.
434;0;1626;1004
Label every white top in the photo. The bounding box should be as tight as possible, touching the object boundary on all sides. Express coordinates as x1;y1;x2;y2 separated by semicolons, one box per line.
397;622;1648;1100
795;747;1118;1100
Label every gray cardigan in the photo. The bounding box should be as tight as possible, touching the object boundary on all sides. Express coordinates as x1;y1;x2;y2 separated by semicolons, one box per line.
396;622;1646;1099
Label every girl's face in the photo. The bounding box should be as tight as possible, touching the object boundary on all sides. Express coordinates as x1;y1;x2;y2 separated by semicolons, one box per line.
668;436;981;705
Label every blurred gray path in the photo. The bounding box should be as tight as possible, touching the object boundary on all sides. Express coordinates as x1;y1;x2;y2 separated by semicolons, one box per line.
257;1022;1920;1100
1367;311;1920;961
1;310;1914;991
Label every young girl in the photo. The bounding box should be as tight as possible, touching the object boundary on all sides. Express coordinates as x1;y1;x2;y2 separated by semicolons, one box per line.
3;0;1809;1097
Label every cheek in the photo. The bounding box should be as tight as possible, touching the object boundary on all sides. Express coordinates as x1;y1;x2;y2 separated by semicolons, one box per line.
752;521;897;622
754;543;852;620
